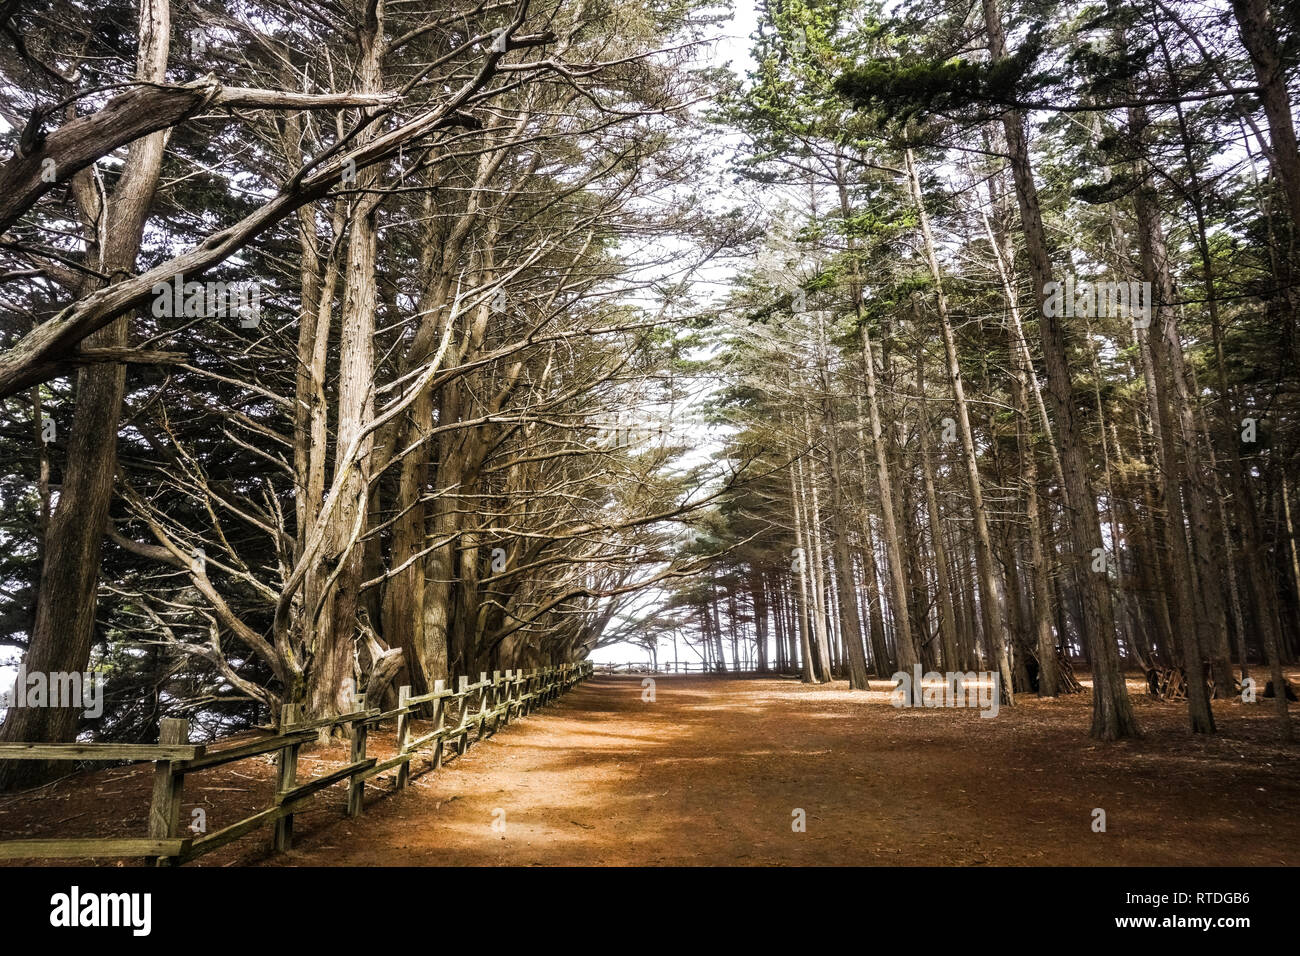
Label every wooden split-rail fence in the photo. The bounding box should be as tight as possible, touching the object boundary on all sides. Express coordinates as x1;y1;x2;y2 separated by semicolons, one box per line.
0;661;592;865
594;661;772;675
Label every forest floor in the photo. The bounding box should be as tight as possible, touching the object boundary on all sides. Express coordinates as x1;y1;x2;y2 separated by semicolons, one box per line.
2;672;1297;866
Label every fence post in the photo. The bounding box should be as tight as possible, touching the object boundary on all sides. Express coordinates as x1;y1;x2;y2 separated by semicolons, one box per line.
502;669;515;726
395;686;411;790
456;676;470;755
348;694;368;817
273;703;300;852
491;670;504;732
146;717;188;866
431;679;446;769
476;671;490;741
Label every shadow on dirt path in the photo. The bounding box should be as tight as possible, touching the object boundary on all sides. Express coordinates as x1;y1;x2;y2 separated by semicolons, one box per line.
246;674;1299;866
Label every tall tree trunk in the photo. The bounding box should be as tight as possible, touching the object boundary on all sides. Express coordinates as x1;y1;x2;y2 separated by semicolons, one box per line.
1127;107;1215;731
751;567;769;673
790;444;817;682
906;147;1013;702
859;322;920;673
981;0;1139;740
305;0;385;722
854;397;894;677
979;193;1061;696
0;0;172;788
916;372;961;673
797;429;833;682
816;317;871;688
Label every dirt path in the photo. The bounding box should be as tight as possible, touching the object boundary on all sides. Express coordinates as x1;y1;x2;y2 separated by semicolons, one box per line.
257;675;1299;866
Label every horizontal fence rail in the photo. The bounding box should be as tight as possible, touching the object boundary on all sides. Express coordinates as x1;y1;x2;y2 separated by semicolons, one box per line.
594;662;783;675
0;661;592;865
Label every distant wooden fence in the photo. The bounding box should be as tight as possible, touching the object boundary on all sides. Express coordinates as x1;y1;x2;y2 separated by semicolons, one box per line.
0;661;592;865
594;662;775;675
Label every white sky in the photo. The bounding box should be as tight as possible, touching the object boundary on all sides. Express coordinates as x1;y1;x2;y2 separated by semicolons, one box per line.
587;3;762;665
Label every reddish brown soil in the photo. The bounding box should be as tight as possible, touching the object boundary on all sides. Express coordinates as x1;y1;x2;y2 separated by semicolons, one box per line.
3;674;1298;866
268;674;1300;866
